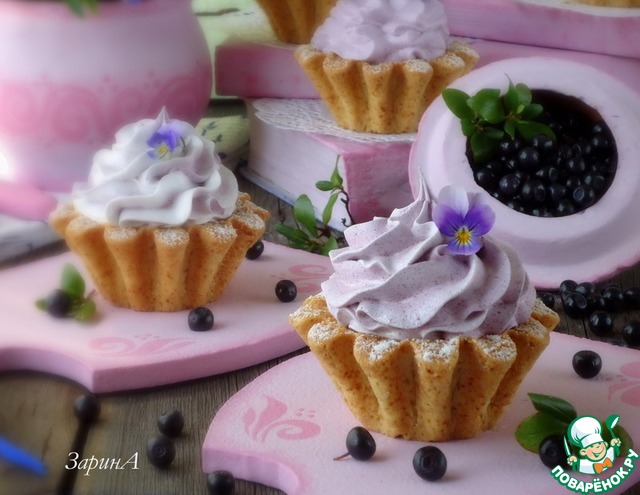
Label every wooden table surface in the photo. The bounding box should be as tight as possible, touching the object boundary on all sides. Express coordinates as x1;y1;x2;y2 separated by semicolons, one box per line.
1;173;639;495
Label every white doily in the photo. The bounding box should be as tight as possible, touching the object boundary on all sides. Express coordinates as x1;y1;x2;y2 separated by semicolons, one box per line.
252;99;417;144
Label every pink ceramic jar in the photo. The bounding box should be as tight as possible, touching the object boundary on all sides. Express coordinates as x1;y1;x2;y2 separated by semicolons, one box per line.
0;0;213;192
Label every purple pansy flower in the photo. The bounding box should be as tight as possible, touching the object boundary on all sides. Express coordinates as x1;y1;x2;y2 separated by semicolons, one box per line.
147;122;184;159
432;185;495;255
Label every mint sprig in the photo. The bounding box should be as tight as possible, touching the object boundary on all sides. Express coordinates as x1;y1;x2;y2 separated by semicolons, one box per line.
515;393;633;455
275;164;352;256
36;263;97;322
442;80;556;164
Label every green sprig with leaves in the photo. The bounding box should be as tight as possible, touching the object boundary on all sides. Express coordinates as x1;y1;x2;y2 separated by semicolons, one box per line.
515;393;632;455
442;80;556;164
275;165;352;256
36;263;97;322
65;0;99;16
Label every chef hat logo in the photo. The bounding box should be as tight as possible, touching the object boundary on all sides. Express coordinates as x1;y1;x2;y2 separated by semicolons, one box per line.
569;416;604;449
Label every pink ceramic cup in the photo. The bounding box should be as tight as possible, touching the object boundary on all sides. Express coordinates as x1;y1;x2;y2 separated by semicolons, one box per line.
0;0;213;192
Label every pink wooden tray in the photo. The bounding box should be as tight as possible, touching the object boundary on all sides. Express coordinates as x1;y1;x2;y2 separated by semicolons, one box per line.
203;333;640;494
0;242;331;392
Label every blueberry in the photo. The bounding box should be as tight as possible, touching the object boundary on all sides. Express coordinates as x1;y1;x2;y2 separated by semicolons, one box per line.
498;173;522;197
536;166;560;183
547;183;567;203
585;293;606;313
188;307;214;331
73;393;101;424
341;426;376;461
583;173;607;193
45;288;72;318
600;284;625;312
206;470;235;495
622;320;640;348
517;147;541;171
588;311;613;337
530;134;554;153
275;280;297;303
158;409;185;437
574;282;596;297
560;280;577;293
572;350;602;379
498;138;522;156
245;240;265;260
624;287;640;310
539;435;568;469
146;435;176;469
555;199;575;217
413;446;447;481
475;167;498;188
572;186;596;208
562;291;588;319
565;156;586;175
540;292;556;310
520;180;546;204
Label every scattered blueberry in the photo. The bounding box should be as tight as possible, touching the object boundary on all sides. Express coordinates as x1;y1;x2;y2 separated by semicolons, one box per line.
539;435;568;469
622;320;640;348
540;292;555;310
73;393;101;424
572;350;602;379
188;307;214;331
245;240;265;260
600;284;625;312
587;311;614;337
560;280;577;293
45;289;72;318
413;446;447;481
157;409;185;438
624;287;640;310
562;291;588;319
335;426;376;461
206;470;235;495
574;282;596;297
146;435;176;469
275;280;297;303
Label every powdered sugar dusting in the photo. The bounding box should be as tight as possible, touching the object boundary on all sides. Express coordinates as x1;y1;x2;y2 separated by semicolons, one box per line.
419;337;459;361
477;334;516;361
155;228;188;247
365;338;400;361
308;322;340;343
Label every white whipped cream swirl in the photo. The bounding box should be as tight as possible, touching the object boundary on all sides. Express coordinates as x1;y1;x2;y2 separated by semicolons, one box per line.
73;109;238;228
321;193;536;341
311;0;450;64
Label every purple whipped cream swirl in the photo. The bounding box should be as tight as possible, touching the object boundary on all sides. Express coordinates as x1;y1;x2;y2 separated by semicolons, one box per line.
311;0;450;64
321;187;536;340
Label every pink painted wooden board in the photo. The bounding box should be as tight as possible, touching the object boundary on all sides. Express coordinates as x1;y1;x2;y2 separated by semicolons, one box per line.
203;333;640;494
0;242;331;392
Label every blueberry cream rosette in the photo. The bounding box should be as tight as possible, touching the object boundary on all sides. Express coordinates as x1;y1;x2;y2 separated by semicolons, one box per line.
294;0;479;134
290;185;559;441
50;109;269;312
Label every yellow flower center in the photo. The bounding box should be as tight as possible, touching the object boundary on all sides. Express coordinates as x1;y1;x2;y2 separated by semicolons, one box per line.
455;227;472;246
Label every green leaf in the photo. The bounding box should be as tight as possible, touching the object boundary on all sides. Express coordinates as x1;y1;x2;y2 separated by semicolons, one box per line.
71;299;97;322
330;166;343;188
504;120;517;140
528;393;577;424
319;236;339;256
60;264;85;301
293;195;318;238
482;127;505;140
315;180;335;192
521;103;543;120
461;119;476;137
516;120;556;141
275;224;311;245
470;130;499;164
442;88;474;120
468;88;504;124
35;299;47;311
514;82;533;107
515;412;570;453
504;81;521;114
322;192;339;226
